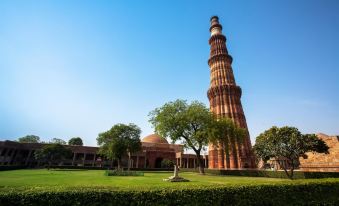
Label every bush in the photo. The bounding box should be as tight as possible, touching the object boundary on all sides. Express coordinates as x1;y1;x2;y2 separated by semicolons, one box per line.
105;170;144;176
0;166;27;171
0;180;338;205
161;159;174;168
179;168;339;179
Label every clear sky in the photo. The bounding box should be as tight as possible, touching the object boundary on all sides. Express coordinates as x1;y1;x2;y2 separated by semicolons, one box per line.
1;0;338;146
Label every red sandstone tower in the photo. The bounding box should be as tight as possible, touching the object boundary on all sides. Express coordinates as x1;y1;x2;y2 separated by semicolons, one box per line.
207;16;255;169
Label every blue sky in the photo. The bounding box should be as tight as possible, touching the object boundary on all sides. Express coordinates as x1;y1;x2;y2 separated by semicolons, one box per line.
0;0;338;146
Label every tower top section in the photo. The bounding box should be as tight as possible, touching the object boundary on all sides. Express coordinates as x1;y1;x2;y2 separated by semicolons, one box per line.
210;15;223;36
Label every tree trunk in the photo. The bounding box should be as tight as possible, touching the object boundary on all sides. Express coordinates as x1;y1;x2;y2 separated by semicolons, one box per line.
117;158;121;170
110;159;113;169
196;153;205;174
289;159;295;180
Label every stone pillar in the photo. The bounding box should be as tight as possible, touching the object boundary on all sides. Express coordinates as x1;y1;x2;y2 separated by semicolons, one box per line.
186;158;189;168
193;158;196;168
0;148;3;165
92;154;96;166
9;149;17;165
144;155;147;168
72;153;77;166
136;155;139;168
83;153;87;166
180;157;182;168
25;150;33;166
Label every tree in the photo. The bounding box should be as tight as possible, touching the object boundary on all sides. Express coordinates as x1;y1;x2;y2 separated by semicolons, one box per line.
18;135;40;143
253;126;329;179
34;144;72;169
208;117;246;166
149;99;213;174
68;137;83;146
97;123;141;170
50;138;67;145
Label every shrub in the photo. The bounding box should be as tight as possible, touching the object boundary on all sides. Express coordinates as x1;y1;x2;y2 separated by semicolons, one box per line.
161;159;174;168
179;168;339;179
105;170;144;176
0;180;338;205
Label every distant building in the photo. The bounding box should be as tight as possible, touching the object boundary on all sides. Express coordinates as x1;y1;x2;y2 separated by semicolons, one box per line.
0;134;208;169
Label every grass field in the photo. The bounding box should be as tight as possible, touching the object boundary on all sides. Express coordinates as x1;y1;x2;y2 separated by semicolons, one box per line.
1;169;339;192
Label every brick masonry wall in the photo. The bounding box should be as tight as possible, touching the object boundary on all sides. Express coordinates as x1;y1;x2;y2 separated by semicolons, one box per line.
299;133;339;172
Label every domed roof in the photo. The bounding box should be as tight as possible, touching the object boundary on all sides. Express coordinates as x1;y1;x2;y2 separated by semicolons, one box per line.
141;134;168;144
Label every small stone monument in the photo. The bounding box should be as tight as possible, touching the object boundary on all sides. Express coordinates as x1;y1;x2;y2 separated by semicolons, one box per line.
163;165;189;182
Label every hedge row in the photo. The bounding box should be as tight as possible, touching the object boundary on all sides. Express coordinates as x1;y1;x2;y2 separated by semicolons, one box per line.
0;181;338;205
0;166;27;171
180;168;339;179
45;165;173;171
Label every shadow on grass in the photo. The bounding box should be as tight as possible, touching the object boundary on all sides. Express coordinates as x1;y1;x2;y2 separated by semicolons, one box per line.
50;169;89;171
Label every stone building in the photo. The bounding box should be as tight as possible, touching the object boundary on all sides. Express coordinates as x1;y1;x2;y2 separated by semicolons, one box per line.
207;16;255;169
0;134;208;169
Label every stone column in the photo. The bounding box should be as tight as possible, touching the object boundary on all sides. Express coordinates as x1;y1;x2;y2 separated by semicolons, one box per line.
72;153;77;166
136;155;139;168
25;150;33;166
83;153;87;166
186;158;189;168
9;149;17;165
144;155;147;168
193;158;196;168
92;154;96;166
180;157;182;168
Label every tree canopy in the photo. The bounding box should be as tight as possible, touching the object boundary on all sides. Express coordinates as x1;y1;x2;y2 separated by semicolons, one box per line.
149;99;244;174
97;123;141;169
68;137;83;146
18;135;40;143
253;126;329;179
50;138;67;145
34;144;72;169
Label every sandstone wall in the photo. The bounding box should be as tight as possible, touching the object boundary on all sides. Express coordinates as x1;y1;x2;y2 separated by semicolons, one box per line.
299;133;339;172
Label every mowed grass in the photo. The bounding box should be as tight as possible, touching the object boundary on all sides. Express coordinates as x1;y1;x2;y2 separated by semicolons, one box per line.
0;169;338;192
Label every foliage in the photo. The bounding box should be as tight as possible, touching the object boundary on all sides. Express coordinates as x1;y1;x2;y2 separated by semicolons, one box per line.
18;135;40;143
105;170;144;176
0;180;338;206
253;126;329;179
50;138;67;145
34;144;72;169
97;123;141;169
68;137;83;146
208;117;246;156
149;99;213;174
161;159;174;168
179;168;339;179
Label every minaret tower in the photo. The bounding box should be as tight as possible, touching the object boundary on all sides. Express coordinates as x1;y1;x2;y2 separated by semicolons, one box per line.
207;16;255;169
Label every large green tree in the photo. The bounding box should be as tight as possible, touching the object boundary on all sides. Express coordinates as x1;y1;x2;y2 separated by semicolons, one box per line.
253;126;329;179
18;135;40;143
97;123;141;170
208;117;246;166
149;100;211;174
34;144;72;169
68;137;83;146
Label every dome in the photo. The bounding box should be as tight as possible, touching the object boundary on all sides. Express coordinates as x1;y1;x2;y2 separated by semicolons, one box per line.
141;134;168;144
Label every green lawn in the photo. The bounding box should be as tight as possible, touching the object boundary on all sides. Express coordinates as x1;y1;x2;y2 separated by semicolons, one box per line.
1;169;338;192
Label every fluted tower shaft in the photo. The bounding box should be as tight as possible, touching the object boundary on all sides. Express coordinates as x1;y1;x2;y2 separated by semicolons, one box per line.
207;16;255;169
